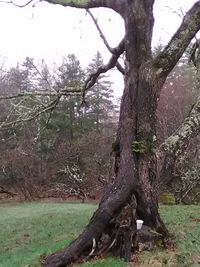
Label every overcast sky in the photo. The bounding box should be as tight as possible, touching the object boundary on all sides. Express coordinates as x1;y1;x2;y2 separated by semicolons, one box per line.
0;0;198;97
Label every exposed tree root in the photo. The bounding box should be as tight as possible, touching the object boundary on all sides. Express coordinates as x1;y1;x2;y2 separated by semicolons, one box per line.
42;194;169;267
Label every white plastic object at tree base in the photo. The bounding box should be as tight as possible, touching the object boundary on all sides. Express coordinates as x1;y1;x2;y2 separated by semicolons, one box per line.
136;219;144;230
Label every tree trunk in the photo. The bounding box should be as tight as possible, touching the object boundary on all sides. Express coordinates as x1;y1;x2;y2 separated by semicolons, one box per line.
42;2;169;267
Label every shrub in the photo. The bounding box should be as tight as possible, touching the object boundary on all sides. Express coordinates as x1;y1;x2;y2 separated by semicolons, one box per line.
159;193;176;205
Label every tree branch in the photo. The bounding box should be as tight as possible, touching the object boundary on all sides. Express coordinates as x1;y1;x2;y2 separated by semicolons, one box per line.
0;95;60;129
154;0;200;76
0;0;35;7
87;9;125;75
43;0;115;9
0;90;81;101
0;39;124;127
0;36;124;123
81;39;124;102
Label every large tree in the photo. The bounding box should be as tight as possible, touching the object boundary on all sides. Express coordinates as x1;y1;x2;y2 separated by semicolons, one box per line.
4;0;200;266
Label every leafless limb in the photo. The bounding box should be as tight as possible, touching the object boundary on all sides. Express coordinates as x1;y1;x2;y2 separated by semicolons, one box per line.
0;95;60;129
81;41;124;103
43;0;115;10
0;90;81;101
0;42;123;124
0;0;35;7
116;62;125;75
0;41;123;108
87;9;125;75
84;46;124;91
164;5;185;19
87;9;114;54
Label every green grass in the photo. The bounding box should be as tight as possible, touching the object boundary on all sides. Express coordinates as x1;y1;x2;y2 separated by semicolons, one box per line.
0;202;199;267
0;202;97;267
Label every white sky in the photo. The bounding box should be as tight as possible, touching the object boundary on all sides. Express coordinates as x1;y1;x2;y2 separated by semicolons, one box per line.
0;0;198;97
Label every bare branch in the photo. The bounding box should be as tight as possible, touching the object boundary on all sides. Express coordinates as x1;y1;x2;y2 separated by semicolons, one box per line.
0;0;35;7
0;39;124;120
87;9;125;75
0;33;124;126
87;9;114;54
164;5;185;19
0;45;124;127
116;62;125;75
154;0;200;77
80;40;124;102
84;39;125;90
0;95;60;129
0;89;81;101
43;0;115;9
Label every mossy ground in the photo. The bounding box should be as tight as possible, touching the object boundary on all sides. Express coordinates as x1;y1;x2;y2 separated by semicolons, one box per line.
0;202;199;267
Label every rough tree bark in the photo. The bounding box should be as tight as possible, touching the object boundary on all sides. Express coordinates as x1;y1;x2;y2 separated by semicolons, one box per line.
34;1;200;266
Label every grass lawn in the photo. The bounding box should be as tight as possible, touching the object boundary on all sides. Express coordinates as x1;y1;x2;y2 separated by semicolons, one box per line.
0;202;199;267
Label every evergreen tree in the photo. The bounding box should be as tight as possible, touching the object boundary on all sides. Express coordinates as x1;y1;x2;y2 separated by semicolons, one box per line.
48;54;85;140
86;51;116;132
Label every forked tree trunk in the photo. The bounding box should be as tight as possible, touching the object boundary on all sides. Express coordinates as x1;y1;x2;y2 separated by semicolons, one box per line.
42;0;200;266
43;2;168;267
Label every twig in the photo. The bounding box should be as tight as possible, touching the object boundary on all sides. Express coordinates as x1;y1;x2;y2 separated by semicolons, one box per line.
0;0;35;8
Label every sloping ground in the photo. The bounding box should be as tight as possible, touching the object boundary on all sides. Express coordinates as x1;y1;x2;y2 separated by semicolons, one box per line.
0;202;199;267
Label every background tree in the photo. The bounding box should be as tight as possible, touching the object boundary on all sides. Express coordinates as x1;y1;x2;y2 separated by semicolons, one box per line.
0;53;117;201
86;51;116;132
47;54;85;140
